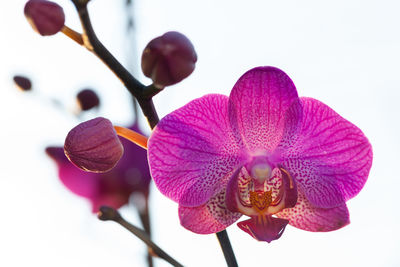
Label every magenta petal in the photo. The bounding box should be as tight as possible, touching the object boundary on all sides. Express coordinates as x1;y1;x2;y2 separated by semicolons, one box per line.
46;147;98;198
279;97;372;208
225;167;243;212
90;194;130;213
237;216;289;243
228;67;299;152
148;94;242;206
179;190;242;234
277;190;350;232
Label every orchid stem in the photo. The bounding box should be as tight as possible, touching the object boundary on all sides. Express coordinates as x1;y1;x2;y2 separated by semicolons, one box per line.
70;0;160;129
98;206;183;267
216;230;238;267
61;25;83;45
114;126;148;149
138;197;153;267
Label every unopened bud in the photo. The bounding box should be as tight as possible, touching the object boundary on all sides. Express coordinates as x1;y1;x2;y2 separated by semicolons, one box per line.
13;75;32;91
76;89;100;111
64;117;123;173
141;31;197;88
24;0;65;36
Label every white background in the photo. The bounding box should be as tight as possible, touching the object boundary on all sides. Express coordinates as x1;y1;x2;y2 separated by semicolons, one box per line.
0;0;399;266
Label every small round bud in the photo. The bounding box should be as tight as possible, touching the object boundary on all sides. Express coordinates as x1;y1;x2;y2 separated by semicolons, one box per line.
13;75;32;91
76;89;100;111
24;0;65;36
64;117;123;173
141;31;197;88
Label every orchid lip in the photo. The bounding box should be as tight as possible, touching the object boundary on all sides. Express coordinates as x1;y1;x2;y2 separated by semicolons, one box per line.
237;215;289;243
234;166;297;242
235;166;297;217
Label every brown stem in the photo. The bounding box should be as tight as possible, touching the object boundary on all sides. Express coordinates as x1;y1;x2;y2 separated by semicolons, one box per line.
61;25;83;45
98;206;183;267
216;230;238;267
138;197;153;267
70;1;160;129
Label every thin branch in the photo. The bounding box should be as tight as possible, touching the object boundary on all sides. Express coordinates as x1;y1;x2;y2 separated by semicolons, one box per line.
61;25;83;45
216;230;238;267
138;197;153;267
70;0;160;129
98;206;184;267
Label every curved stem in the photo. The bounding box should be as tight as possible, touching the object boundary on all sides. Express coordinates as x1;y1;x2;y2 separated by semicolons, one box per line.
98;206;184;267
216;230;238;267
70;1;160;129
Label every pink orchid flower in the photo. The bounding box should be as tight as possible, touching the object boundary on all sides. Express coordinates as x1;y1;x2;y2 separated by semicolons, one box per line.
148;66;372;242
47;122;151;213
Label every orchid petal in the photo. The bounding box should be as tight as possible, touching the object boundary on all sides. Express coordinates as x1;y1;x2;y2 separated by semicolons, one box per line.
277;190;349;232
225;166;244;212
280;97;372;208
228;67;299;152
237;216;289;242
148;94;242;207
179;189;242;234
90;194;130;213
46;147;98;198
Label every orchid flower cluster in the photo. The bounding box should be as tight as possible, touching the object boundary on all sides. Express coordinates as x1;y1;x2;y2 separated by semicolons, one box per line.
23;0;372;266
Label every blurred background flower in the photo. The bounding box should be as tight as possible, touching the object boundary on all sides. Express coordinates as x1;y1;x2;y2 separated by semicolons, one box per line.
47;120;150;213
1;0;399;266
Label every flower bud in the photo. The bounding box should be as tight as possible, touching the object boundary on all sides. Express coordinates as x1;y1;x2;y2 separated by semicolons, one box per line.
24;0;65;36
76;89;100;111
141;31;197;88
64;117;123;173
13;75;32;91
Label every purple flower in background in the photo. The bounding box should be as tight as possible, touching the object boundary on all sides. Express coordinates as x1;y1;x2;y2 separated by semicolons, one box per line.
148;67;372;242
47;122;151;212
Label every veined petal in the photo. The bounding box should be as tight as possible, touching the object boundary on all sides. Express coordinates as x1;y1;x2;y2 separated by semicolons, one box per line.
279;97;372;208
179;189;242;234
228;67;299;152
148;94;242;207
237;216;289;242
276;190;349;232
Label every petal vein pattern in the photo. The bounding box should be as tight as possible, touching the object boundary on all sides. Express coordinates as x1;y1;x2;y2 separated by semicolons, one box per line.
277;190;350;232
279;97;372;208
228;67;299;152
179;189;242;234
148;94;242;207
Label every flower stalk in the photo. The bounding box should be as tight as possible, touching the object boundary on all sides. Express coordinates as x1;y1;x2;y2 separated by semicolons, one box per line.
61;25;83;45
98;206;183;267
114;126;148;149
216;230;238;267
137;197;153;267
69;1;160;129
